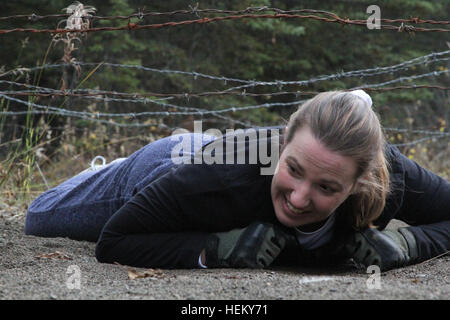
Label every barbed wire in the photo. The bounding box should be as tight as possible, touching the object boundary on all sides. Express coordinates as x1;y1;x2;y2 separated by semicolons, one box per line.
1;63;449;123
0;6;448;23
1;6;449;25
0;92;308;118
391;134;450;147
2;84;449;103
0;88;314;99
0;86;437;102
0;90;259;128
2;112;447;151
354;69;449;89
2;120;444;137
384;127;449;136
0;37;448;148
222;67;449;93
0;7;351;22
1;120;446;146
1;74;448;123
1;114;448;150
2;49;449;88
1;92;448;139
0;82;265;129
1;12;449;35
1;49;449;101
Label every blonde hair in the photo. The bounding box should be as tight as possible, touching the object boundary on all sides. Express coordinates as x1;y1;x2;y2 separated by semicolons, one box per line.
285;91;390;230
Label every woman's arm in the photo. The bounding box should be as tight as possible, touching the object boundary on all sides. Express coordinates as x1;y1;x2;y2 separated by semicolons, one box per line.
96;230;209;269
392;146;450;260
394;148;450;225
330;146;449;271
95;167;210;269
95;157;279;269
371;145;450;263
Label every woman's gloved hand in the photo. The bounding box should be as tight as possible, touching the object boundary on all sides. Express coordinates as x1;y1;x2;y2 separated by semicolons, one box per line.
204;222;291;268
343;227;419;271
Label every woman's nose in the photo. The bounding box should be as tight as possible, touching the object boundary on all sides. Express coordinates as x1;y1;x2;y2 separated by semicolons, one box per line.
289;182;311;209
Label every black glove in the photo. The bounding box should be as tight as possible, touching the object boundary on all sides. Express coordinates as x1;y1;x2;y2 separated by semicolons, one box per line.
204;222;289;268
343;227;419;271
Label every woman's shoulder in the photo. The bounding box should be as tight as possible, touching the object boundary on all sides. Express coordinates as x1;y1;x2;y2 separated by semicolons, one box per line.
192;126;284;176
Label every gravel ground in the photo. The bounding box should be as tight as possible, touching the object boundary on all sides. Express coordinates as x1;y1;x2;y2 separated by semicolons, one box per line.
0;206;448;300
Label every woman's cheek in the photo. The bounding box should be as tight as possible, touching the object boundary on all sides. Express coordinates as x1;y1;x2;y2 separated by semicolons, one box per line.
278;165;294;186
317;195;345;216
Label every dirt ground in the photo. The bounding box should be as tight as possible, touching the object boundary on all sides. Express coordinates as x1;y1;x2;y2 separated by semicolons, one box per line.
0;206;448;300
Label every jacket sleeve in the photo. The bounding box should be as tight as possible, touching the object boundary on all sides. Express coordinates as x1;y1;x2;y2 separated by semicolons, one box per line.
95;166;210;269
388;145;450;261
95;159;276;269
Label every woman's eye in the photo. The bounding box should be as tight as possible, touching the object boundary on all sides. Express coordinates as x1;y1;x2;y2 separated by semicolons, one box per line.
320;185;335;194
287;164;297;174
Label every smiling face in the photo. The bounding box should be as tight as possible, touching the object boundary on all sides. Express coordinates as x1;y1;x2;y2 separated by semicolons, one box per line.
271;126;358;228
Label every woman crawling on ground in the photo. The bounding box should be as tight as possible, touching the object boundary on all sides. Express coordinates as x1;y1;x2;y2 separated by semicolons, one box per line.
26;90;449;271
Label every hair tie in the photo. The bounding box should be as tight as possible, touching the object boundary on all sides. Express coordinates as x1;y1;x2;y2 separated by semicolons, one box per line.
349;89;372;108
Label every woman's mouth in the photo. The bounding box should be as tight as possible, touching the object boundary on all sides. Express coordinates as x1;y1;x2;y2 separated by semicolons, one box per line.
284;196;309;216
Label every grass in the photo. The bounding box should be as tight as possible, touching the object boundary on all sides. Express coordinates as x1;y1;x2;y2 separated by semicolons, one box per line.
0;126;448;212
